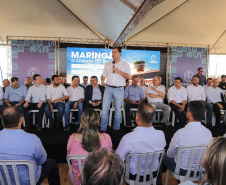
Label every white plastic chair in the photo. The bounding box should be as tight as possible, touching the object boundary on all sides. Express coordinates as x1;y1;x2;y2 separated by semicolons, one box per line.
124;150;165;185
165;145;207;184
47;109;65;128
66;155;87;185
0;160;43;185
109;100;126;127
29;110;46;128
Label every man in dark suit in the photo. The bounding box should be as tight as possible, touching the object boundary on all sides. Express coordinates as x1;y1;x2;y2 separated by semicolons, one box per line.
84;76;105;110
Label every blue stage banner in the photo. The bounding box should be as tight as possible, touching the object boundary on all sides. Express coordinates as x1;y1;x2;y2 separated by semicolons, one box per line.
67;47;160;83
171;46;207;86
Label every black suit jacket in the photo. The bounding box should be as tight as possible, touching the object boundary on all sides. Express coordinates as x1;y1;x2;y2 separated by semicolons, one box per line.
85;85;105;103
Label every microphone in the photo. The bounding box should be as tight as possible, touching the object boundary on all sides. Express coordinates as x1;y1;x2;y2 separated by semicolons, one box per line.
112;61;115;73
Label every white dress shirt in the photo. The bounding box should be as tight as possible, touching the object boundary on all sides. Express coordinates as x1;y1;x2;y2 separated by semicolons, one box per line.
147;85;165;103
102;60;131;86
67;86;84;102
116;126;166;175
46;84;69;102
206;86;226;103
168;86;187;103
167;122;212;170
139;84;148;99
204;85;211;91
25;84;46;103
186;84;206;102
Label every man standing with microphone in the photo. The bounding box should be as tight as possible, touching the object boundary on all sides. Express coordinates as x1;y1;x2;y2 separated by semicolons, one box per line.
101;47;131;135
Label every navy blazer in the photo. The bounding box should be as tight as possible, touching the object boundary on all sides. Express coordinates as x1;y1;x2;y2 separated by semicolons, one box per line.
85;85;105;103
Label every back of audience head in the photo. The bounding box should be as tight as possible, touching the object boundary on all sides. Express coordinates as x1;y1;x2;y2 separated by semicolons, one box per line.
2;106;22;129
46;78;51;84
187;101;206;122
11;77;19;88
81;148;125;185
201;137;226;185
136;103;155;126
77;109;101;152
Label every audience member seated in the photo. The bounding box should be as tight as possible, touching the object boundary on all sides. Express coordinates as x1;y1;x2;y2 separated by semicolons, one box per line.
25;76;33;89
193;67;206;86
63;77;71;88
24;74;46;131
204;78;212;91
124;75;144;126
139;77;148;100
179;137;226;185
147;76;171;124
206;78;226;126
67;109;112;185
46;78;51;85
160;101;212;180
0;106;60;185
187;76;213;126
84;75;105;110
79;148;125;185
81;76;90;88
3;77;29;126
2;79;10;93
0;86;3;114
116;103;166;184
45;75;69;129
168;77;188;127
41;78;47;85
64;75;84;131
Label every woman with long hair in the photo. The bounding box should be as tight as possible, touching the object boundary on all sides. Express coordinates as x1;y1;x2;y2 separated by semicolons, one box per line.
67;109;112;185
180;137;226;185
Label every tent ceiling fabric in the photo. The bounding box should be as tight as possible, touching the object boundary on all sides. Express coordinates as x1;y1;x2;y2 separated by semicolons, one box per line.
0;0;104;42
125;0;226;54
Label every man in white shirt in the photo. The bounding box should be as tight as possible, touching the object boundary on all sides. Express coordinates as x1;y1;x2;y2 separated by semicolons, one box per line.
139;78;148;100
204;78;212;91
187;76;213;125
100;47;131;135
147;76;171;124
206;78;226;126
45;75;69;129
24;74;46;131
116;103;166;184
81;76;90;88
161;101;212;178
64;76;84;131
168;77;187;127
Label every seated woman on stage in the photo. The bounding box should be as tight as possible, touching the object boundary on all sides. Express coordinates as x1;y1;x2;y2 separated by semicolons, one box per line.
67;108;112;185
180;137;226;185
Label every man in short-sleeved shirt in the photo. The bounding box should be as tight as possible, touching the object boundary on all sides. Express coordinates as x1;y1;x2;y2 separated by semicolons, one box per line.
100;48;131;135
116;104;166;184
0;106;60;185
147;76;171;124
124;75;144;126
168;77;187;127
45;75;69;129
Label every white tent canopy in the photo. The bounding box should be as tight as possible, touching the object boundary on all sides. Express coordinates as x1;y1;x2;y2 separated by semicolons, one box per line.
1;0;226;54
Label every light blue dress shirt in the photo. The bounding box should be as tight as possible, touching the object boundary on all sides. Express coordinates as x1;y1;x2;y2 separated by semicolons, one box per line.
25;84;46;103
0;129;47;184
124;85;144;101
4;84;27;102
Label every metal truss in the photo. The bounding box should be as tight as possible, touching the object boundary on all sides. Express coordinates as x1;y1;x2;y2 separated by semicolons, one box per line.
114;0;159;46
123;41;168;47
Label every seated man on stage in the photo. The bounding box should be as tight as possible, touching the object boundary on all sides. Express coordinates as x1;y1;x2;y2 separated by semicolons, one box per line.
3;77;29;127
64;75;84;131
25;76;33;89
24;74;46;131
139;77;148;101
45;75;69;129
147;76;171;124
168;77;187;127
2;79;10;93
204;78;213;91
187;76;213;126
206;78;226;126
124;75;144;126
84;76;105;110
